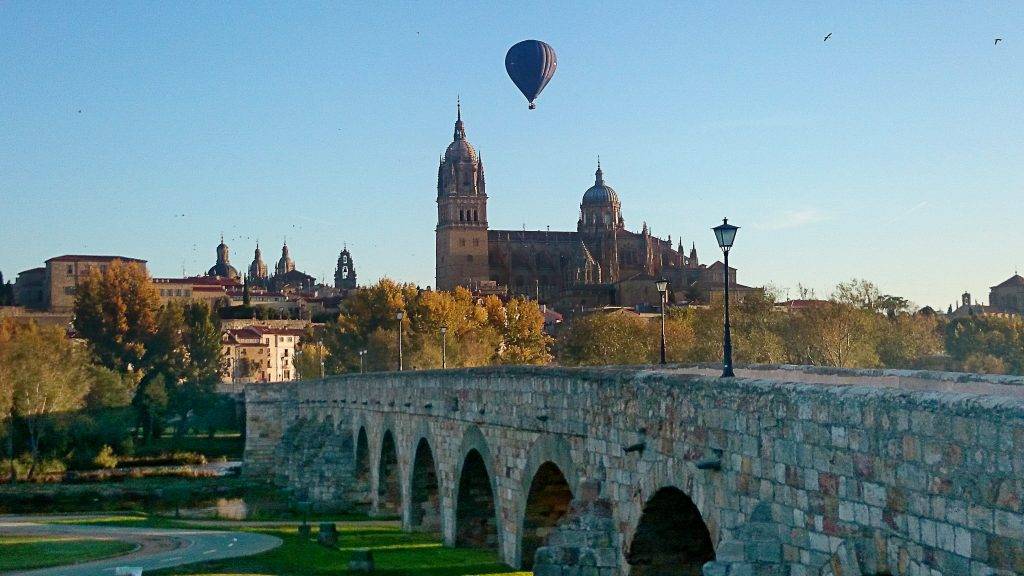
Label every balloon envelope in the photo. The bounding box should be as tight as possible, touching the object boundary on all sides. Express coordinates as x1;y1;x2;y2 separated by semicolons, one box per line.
505;40;557;109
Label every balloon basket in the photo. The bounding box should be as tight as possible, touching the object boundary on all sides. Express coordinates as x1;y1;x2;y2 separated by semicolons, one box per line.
528;103;536;110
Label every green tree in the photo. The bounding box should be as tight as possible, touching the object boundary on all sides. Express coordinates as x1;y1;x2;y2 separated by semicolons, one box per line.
557;311;652;366
6;326;92;477
0;271;14;306
945;316;1024;374
876;312;943;369
294;341;327;379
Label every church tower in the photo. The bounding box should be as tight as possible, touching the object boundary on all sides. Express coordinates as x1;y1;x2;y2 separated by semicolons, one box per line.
275;241;295;277
435;101;489;291
248;242;268;280
335;246;357;289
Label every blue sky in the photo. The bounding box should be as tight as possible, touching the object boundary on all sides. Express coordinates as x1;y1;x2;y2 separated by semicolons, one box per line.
2;1;1022;309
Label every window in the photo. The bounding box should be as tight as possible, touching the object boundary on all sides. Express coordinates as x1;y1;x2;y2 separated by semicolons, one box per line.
473;238;479;247
63;286;76;295
67;265;73;274
460;238;466;247
474;209;478;222
467;255;474;262
459;210;464;221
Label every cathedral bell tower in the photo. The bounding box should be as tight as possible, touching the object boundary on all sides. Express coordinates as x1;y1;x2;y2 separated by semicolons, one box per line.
436;101;489;291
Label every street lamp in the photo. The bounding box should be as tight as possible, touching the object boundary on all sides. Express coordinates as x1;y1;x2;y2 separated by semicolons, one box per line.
396;311;405;371
440;325;448;369
712;217;739;378
358;349;367;373
318;340;325;379
655;278;669;365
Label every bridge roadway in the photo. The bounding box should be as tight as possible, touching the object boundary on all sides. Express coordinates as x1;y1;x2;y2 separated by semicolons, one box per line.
245;364;1024;575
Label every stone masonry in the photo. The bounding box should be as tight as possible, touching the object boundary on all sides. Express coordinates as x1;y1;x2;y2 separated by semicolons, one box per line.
244;365;1024;575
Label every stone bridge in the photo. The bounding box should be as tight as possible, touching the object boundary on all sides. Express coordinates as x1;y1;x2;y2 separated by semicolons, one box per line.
243;365;1024;575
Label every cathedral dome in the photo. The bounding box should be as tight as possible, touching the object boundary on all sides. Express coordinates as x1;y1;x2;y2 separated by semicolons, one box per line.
443;101;477;163
581;162;619;206
444;138;477;163
207;236;239;279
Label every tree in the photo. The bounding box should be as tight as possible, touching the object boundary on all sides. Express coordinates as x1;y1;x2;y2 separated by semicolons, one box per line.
5;325;92;477
294;342;327;379
73;260;161;373
945;316;1024;374
242;276;252;307
784;301;881;368
558;311;652;366
0;271;14;306
876;312;943;369
486;296;552;365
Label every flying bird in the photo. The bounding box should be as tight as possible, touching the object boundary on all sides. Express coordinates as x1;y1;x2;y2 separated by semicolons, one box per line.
824;33;832;42
995;38;1003;45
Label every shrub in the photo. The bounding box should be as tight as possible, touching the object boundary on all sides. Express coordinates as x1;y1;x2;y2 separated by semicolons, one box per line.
93;445;119;469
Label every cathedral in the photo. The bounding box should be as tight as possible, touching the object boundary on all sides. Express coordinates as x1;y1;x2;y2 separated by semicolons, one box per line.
435;105;752;312
207;238;357;293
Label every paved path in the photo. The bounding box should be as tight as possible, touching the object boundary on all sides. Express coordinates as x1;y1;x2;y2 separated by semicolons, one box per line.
0;520;281;576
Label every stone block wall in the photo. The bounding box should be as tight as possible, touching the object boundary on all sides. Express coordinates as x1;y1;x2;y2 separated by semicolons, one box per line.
244;365;1024;575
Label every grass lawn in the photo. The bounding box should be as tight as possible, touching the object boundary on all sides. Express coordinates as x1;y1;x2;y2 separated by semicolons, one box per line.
0;535;137;571
149;524;529;576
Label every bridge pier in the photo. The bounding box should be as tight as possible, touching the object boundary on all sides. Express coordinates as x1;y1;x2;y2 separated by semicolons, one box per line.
246;365;1024;575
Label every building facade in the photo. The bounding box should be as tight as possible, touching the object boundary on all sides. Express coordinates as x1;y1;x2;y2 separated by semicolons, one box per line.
434;107;755;312
990;273;1024;315
33;255;148;313
221;326;305;383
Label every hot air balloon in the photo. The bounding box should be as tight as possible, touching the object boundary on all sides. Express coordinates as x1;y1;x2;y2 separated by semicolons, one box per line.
505;40;557;110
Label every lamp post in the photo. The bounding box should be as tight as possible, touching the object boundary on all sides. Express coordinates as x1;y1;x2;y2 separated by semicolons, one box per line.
655;278;669;365
712;217;739;378
396;311;405;371
440;326;448;369
358;349;367;373
318;340;325;379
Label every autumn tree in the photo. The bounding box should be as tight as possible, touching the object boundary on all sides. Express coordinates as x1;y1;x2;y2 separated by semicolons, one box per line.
485;296;552;365
73;260;161;373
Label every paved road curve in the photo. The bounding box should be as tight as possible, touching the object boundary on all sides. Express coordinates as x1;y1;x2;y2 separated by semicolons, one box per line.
0;521;281;576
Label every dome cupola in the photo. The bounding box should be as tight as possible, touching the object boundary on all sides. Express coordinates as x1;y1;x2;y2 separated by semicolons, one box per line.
578;159;624;233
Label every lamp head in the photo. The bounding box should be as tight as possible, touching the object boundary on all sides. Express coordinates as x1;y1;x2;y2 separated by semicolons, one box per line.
712;217;739;251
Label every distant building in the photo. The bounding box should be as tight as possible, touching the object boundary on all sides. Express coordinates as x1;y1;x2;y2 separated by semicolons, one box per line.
335;247;357;290
18;255;148;313
433;104;758;314
248;243;269;281
13;267;46;309
989;274;1024;315
207;236;240;279
152;276;239;308
221;326;305;383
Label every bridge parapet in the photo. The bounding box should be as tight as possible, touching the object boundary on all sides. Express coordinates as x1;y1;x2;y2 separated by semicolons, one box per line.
245;365;1024;575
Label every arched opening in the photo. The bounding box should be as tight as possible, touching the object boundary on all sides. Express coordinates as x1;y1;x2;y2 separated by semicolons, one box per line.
377;430;400;515
521;461;573;569
455;448;497;549
627;487;715;576
409;438;440;532
351;427;371;510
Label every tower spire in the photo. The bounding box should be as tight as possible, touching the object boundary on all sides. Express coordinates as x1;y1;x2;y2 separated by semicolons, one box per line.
595;156;604;185
454;96;466;141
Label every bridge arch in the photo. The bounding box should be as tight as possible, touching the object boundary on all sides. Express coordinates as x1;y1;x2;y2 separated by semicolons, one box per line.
376;428;401;515
626;485;715;575
408;433;442;533
453;425;502;553
351;425;371;510
516;434;579;568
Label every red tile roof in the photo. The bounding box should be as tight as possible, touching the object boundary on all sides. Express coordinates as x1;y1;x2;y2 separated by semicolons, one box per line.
47;255;147;264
